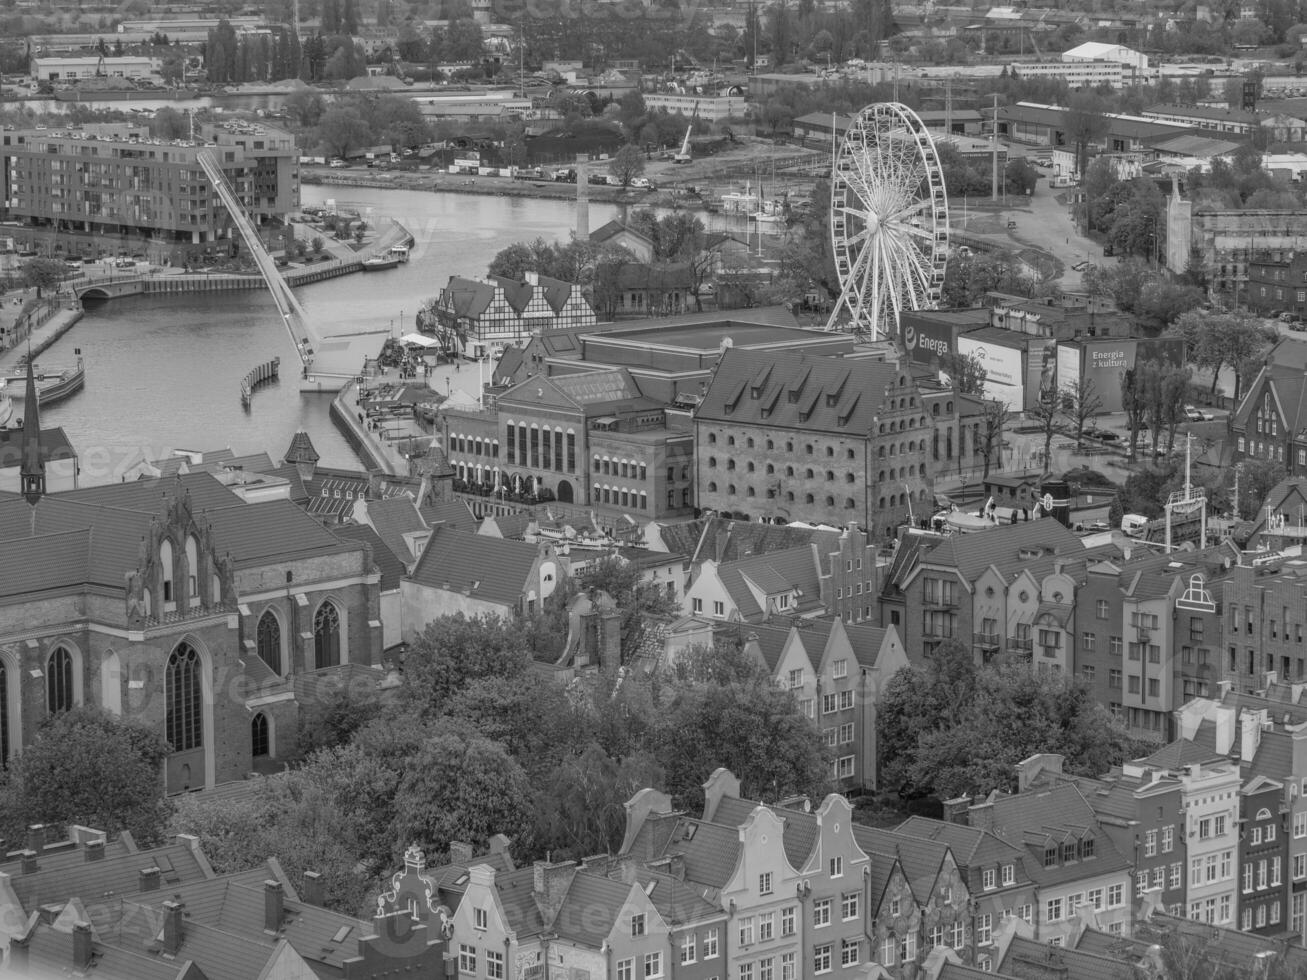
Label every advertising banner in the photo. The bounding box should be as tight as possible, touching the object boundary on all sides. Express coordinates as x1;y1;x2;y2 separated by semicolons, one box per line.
1027;339;1058;407
901;314;957;367
1056;344;1081;396
959;335;1024;390
1082;340;1136;414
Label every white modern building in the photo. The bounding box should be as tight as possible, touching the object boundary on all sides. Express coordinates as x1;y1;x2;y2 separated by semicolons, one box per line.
644;94;745;122
30;56;158;81
1061;41;1148;79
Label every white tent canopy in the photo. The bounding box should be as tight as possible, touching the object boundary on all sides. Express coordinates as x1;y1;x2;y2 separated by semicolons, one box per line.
400;333;439;348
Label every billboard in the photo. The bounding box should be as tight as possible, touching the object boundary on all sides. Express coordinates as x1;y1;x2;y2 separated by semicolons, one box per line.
901;314;959;367
1027;339;1058;407
1075;338;1186;413
1057;344;1081;397
959;335;1024;411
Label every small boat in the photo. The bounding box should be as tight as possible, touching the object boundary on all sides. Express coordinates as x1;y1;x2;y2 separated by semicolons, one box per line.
362;256;401;272
4;358;86;409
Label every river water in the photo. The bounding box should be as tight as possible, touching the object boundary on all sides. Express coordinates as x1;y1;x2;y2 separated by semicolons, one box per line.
38;187;618;479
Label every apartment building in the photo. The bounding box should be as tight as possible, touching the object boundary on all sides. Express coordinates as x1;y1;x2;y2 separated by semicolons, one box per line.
885;518;1084;664
1;121;299;245
1175;761;1242;926
1240;775;1288;934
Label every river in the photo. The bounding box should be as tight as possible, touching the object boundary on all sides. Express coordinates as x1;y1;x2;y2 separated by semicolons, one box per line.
38;187;618;480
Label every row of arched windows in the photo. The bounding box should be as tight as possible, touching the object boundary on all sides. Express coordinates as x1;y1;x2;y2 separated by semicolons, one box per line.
255;602;343;675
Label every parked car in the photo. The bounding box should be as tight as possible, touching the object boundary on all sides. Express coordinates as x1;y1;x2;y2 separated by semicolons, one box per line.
1280;312;1296;322
329;158;347;168
1085;427;1120;442
1072;260;1089;272
1184;405;1214;421
1102;244;1115;256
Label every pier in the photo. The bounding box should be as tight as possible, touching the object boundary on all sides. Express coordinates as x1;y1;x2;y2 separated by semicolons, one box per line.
240;357;280;409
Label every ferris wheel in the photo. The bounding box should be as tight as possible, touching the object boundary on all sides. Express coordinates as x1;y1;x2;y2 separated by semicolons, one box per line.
826;103;950;340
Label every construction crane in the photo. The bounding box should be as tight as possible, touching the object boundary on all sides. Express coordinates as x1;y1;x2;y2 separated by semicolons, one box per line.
672;100;699;164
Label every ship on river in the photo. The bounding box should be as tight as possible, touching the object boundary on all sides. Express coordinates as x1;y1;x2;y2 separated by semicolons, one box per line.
0;357;86;428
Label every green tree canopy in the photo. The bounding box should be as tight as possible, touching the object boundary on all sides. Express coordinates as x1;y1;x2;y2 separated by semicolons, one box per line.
3;708;171;844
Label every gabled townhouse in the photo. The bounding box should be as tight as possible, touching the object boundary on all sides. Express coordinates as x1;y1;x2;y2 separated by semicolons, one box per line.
619;785;804;980
860;846;921;976
894;813;1039;971
888;519;1084;664
433;272;596;360
701;771;874;978
736;616;907;790
854;827;973;970
401;526;562;638
1175;687;1307;942
685;546;824;624
962;761;1133;943
1240;774;1288;934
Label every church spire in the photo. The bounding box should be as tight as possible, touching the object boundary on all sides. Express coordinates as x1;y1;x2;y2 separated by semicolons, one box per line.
20;357;45;506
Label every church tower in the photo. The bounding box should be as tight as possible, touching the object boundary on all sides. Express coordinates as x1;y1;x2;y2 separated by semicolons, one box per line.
19;358;45;506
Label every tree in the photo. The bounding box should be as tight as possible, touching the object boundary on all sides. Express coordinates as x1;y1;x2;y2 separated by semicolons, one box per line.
1;709;171;845
608;143;645;189
316;105;371;159
1063;377;1103;449
656;676;830;812
978;398;1008;479
401;613;532;713
1060;92;1109;182
1121;362;1152;463
536;744;664;859
21;257;66;298
879;648;1144;800
445;18;484;61
1170;309;1277;399
1027;382;1063;474
940;350;987;396
389;722;537;861
1237;458;1287;520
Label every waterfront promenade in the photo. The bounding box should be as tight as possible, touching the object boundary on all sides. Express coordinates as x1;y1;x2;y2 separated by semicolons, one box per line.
332;355;485;477
0;292;82;375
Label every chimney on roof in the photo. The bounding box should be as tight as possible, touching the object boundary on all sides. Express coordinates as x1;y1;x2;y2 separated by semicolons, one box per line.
450;841;475;865
19;851;37;875
942;795;972;825
39;904;63;925
532;860;575;925
84;839;105;863
161;900;183;955
301;871;324;907
487;834;513;863
264;880;285;933
72;921;93;970
140;866;161;892
26;825;45;853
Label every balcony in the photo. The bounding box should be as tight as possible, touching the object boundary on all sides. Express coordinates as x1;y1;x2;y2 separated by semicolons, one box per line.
974;632;1002;649
1007;636;1033;655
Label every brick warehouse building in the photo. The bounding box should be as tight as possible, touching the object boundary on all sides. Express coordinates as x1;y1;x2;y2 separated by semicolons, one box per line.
693;348;933;538
0;407;382;792
0;120;299;257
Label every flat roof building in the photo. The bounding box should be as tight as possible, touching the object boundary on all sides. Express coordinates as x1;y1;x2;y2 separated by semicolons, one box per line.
0;120;299;245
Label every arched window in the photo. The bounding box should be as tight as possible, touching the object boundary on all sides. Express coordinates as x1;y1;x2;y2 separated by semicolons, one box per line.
314;602;341;670
805;468;814;479
825;470;834;481
256;611;282;675
847;449;855;459
47;647;73;714
160;539;175;604
251;713;270;758
805;493;815;504
845;498;856;509
166;644;203;752
826;446;834;457
825;495;834;507
185;537;199;598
